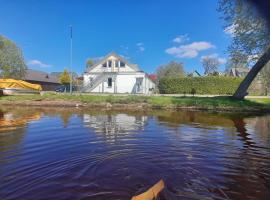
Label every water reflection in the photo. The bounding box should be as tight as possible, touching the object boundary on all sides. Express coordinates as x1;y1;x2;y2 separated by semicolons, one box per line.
0;108;41;165
154;111;270;146
246;115;270;143
83;113;148;143
0;108;41;133
145;111;270;199
155;111;236;128
0;107;269;200
59;110;73;128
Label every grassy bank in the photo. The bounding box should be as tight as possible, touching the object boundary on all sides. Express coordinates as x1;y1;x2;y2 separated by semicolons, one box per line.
1;93;270;112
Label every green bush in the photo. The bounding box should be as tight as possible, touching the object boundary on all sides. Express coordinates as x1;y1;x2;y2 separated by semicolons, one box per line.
158;77;243;95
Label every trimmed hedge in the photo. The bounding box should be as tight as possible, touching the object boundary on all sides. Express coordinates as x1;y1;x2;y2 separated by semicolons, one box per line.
159;77;243;95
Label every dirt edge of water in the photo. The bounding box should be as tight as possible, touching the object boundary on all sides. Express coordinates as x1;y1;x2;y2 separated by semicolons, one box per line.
1;100;269;113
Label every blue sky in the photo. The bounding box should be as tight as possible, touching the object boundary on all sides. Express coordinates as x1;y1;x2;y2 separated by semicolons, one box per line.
0;0;232;75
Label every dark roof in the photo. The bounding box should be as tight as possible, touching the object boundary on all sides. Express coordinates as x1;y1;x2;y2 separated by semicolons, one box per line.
187;70;201;77
24;69;59;83
192;70;201;77
50;71;78;78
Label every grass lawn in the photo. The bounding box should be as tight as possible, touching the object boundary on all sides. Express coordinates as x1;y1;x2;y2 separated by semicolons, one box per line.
1;93;270;111
249;98;270;105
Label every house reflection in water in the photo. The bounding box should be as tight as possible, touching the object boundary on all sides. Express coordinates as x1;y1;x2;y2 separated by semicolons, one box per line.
83;113;148;142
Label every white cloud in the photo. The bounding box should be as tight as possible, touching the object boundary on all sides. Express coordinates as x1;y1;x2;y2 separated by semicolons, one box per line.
165;41;215;58
172;34;189;43
136;42;145;52
201;53;227;64
27;60;52;68
224;24;237;37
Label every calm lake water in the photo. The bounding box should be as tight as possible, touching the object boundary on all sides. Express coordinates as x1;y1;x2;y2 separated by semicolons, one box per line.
0;107;270;200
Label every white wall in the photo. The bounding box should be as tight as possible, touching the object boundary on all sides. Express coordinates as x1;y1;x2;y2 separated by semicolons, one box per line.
89;76;115;93
84;73;155;94
144;76;156;94
116;74;142;93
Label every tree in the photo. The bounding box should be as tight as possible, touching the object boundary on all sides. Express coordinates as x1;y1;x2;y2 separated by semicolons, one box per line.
0;35;27;79
0;66;12;78
59;69;71;85
86;58;94;69
156;61;185;81
218;0;269;61
233;47;270;99
260;62;270;95
201;56;220;75
218;0;270;98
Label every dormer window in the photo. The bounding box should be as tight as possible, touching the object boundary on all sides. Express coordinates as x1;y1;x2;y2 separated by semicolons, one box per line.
115;60;119;68
108;60;112;68
120;61;125;67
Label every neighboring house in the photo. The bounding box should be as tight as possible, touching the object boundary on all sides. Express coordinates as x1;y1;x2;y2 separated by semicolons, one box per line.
229;67;250;77
24;69;60;91
188;70;201;77
206;71;224;76
83;52;155;94
147;74;157;82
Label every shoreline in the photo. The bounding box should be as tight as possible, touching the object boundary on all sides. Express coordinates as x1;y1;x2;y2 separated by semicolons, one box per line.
1;99;270;113
1;94;270;113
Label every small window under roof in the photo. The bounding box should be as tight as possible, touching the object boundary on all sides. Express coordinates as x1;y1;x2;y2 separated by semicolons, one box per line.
108;60;112;68
120;61;125;67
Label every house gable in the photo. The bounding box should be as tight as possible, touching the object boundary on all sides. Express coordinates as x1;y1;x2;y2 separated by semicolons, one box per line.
86;52;141;73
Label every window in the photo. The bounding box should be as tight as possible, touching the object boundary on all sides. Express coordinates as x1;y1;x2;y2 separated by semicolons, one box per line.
108;77;112;87
115;60;119;68
120;61;125;67
108;60;112;68
102;62;106;67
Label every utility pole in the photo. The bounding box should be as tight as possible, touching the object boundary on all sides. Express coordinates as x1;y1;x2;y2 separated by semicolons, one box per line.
69;25;73;94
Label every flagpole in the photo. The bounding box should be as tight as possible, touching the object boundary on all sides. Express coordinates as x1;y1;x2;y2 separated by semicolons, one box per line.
69;25;73;94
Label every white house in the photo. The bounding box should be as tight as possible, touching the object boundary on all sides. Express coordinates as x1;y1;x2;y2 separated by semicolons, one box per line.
82;52;155;94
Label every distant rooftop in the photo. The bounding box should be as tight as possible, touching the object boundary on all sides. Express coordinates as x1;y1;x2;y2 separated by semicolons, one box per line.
24;69;59;83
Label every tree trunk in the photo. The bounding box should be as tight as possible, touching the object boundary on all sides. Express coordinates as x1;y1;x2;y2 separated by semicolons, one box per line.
233;46;270;100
